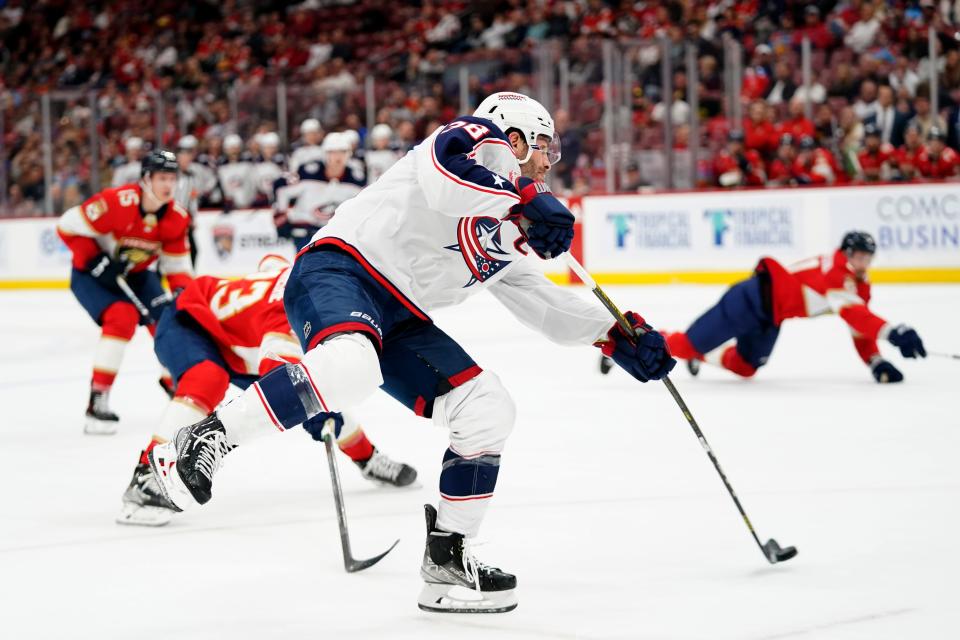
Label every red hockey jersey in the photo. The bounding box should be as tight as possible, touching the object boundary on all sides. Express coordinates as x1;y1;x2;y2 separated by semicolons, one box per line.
175;267;302;376
57;183;193;290
757;250;887;364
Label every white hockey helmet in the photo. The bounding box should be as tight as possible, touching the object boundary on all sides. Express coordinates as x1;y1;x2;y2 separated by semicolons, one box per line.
257;253;291;273
223;133;243;151
258;131;280;150
473;92;560;164
300;118;321;134
177;134;198;150
370;123;392;142
342;129;360;148
321;132;351;153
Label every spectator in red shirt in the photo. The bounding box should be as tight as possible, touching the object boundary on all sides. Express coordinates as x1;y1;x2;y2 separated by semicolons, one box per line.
743;100;777;155
767;134;797;186
893;125;925;181
792;136;839;185
714;131;766;188
917;127;960;179
857;123;896;182
794;5;835;51
777;99;816;141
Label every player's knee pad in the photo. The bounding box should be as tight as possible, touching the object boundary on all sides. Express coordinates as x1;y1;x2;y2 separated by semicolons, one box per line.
298;332;383;411
434;371;516;456
100;302;139;340
174;360;231;414
721;346;757;378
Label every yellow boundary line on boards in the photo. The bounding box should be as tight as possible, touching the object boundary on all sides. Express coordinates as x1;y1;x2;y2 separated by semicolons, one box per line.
3;268;960;290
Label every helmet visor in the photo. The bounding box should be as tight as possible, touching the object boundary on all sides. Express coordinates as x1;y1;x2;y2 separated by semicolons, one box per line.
533;134;562;165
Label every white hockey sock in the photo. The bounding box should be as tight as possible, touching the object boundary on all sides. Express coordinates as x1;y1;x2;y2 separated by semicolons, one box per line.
157;398;206;440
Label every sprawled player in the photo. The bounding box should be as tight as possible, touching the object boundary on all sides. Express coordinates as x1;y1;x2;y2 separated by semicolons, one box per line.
663;231;926;382
57;150;192;434
118;254;416;526
148;92;675;613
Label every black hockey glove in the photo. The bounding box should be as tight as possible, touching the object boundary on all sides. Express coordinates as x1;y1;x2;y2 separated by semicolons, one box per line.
509;177;575;259
85;253;125;290
887;324;926;359
871;358;904;383
597;312;676;382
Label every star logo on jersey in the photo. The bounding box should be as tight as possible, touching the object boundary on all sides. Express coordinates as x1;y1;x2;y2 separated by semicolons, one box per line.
445;216;512;287
491;174;506;188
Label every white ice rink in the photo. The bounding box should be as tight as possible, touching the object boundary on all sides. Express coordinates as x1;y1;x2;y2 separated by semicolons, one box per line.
1;284;958;639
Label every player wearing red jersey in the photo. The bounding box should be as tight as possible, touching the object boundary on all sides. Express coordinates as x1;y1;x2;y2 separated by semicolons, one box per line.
117;255;416;526
714;130;766;187
57;150;193;434
892;125;925;181
857;124;896;182
664;232;926;382
916;127;960;179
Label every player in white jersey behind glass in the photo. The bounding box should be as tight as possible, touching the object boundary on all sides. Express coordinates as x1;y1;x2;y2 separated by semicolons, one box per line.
149;92;675;613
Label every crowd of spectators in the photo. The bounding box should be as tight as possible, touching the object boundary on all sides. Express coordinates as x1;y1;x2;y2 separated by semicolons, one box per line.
5;0;960;215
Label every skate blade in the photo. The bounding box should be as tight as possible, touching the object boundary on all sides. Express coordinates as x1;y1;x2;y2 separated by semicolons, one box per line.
146;443;190;513
417;582;517;614
84;417;118;435
115;502;175;527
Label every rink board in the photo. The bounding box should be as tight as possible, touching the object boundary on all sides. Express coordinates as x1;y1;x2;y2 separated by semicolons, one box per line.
2;183;959;287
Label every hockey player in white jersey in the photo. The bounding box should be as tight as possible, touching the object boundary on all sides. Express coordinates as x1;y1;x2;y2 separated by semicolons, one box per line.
216;134;258;210
174;135;218;217
252;132;286;204
364;123;401;183
173;135;217;267
111;136;145;187
288;118;324;173
149;92;675;613
272;132;365;251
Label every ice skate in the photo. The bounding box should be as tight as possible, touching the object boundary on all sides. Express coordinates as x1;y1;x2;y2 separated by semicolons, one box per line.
355;449;417;487
417;504;517;613
599;354;614;375
687;358;701;377
149;414;234;511
84;389;119;435
116;438;178;526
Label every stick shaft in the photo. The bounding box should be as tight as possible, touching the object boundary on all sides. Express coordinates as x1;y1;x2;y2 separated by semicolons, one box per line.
563;252;768;553
322;427;355;571
115;275;150;319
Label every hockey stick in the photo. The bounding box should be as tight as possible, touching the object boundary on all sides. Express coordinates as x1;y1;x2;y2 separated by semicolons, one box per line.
115;274;151;319
563;253;797;565
929;351;960;360
321;418;400;572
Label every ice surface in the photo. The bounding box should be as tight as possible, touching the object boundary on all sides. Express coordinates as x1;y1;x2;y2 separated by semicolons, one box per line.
1;284;958;639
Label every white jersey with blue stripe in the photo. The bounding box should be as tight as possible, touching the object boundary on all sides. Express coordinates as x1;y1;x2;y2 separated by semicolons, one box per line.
313;115;611;347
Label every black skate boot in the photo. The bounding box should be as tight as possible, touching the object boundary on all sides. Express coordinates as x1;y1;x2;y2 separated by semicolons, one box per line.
117;438;179;526
148;414;234;511
418;504;517;613
687;358;701;377
355;449;418;487
599;354;614;375
85;389;119;435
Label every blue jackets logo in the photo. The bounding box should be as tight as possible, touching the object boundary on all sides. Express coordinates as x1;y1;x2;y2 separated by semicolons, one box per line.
446;216;511;287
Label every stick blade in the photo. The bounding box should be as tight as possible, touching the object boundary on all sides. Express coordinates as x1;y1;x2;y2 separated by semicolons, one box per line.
346;538;400;573
762;538;798;564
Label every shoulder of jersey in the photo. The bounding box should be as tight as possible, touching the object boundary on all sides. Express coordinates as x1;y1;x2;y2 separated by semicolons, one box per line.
343;166;365;185
298;161;325;179
168;200;190;218
448;114;511;142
